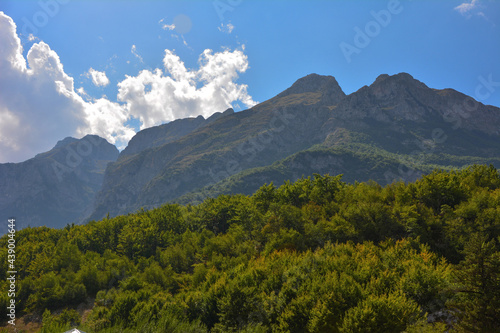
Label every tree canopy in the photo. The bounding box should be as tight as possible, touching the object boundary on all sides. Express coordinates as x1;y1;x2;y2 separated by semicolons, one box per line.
1;165;499;332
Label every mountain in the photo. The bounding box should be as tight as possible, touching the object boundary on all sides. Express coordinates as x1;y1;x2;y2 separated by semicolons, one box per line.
89;73;500;220
0;135;118;231
120;108;235;157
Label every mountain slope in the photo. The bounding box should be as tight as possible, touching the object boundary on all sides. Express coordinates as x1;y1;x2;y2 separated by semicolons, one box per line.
88;72;500;220
0;135;118;231
175;142;500;205
120;108;235;158
89;74;347;219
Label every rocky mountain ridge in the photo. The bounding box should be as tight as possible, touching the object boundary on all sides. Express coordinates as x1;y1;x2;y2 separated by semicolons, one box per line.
120;108;235;158
89;72;500;221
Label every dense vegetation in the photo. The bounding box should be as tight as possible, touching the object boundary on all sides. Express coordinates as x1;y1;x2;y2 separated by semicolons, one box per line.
1;165;500;332
174;142;500;207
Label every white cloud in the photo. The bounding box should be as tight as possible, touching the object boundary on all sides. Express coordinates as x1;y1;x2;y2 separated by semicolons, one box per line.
86;68;110;87
159;17;191;48
454;0;492;22
159;18;175;31
0;12;134;163
0;12;256;163
454;0;479;15
131;44;143;63
162;23;176;31
218;23;235;34
454;0;495;21
77;87;90;100
118;47;257;129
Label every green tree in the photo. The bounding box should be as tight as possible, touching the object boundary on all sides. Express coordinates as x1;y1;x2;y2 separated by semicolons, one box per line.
340;292;421;333
253;182;278;213
449;234;500;332
414;170;468;213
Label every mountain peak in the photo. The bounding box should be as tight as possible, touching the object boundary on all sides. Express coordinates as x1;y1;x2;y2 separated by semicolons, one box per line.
275;73;346;107
206;108;234;122
372;72;427;89
375;74;390;81
53;136;78;150
278;74;345;98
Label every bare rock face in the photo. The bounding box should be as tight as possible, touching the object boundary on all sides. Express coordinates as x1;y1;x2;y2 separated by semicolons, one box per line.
319;73;500;158
327;73;440;123
0;135;118;231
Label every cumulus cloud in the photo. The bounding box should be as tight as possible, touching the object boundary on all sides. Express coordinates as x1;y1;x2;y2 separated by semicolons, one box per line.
0;12;134;162
118;48;257;129
87;68;110;87
0;12;256;163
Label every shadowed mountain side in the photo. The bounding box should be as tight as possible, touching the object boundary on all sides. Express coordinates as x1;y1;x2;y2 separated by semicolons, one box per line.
173;144;500;206
0;135;118;231
119;108;235;158
90;105;340;219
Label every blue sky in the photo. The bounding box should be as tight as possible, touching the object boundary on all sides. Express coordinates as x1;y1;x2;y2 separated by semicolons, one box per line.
0;0;499;163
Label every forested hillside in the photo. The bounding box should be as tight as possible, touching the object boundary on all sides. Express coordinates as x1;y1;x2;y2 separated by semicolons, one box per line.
1;165;500;332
